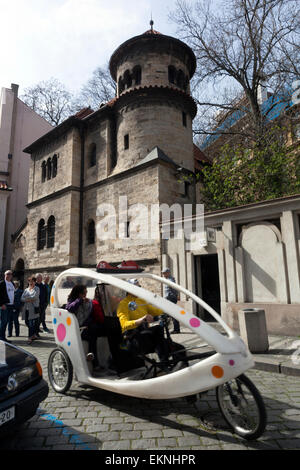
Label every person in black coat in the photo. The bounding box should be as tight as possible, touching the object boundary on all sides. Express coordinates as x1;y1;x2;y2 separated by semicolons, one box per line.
8;280;23;337
35;273;50;333
0;270;15;342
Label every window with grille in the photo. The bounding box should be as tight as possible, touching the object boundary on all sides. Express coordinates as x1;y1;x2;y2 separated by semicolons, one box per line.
52;154;58;177
89;143;97;167
47;158;52;180
37;219;46;250
168;66;176;84
41;161;46;182
47;216;55;248
124;134;129;150
88;220;95;244
133;65;142;85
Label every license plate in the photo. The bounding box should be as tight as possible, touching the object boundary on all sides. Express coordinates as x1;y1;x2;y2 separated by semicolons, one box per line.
0;406;15;426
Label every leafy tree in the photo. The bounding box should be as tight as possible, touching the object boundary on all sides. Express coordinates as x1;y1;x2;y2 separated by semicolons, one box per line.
196;125;300;210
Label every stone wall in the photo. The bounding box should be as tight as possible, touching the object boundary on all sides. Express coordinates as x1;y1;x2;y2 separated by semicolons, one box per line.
164;196;300;336
82;165;161;266
117;52;191;94
11;190;80;271
84;119;109;186
28;130;78;203
113;102;194;174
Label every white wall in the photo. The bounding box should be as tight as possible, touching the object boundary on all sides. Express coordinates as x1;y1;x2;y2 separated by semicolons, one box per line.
0;85;52;270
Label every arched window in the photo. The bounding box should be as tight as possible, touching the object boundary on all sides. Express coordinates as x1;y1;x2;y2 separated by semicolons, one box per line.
87;220;95;245
132;65;142;85
41;161;46;182
118;76;124;94
123;70;132;89
37;219;46;250
176;70;185;89
52;154;58;178
47;216;55;248
168;65;176;84
184;76;189;92
47;158;52;180
89;143;96;167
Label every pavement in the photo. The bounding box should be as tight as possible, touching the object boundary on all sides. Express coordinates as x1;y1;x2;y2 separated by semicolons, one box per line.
1;314;300;450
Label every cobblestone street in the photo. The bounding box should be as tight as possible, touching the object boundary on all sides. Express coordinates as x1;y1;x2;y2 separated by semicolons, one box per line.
1;322;300;451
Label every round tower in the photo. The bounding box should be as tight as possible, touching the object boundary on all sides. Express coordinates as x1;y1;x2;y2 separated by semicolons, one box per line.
109;23;197;172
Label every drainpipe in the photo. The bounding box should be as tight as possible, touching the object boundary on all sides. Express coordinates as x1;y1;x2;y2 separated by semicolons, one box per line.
78;123;85;267
107;110;117;174
3;84;18;270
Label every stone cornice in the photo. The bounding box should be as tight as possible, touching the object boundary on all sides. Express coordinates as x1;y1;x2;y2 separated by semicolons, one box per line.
114;85;198;119
26;185;80;208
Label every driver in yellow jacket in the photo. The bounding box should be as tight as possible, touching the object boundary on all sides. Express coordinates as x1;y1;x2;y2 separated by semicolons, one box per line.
117;279;169;362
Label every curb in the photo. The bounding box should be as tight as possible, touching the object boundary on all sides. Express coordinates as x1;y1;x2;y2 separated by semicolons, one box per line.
253;357;300;377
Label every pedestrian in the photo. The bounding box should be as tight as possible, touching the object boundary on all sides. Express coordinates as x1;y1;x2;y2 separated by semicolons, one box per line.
162;267;180;334
35;273;50;333
0;270;15;342
21;276;40;344
44;275;52;321
8;280;23;337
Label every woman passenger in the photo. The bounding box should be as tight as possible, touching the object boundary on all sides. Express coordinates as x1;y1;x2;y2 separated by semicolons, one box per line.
65;285;92;329
65;285;95;362
91;284;123;372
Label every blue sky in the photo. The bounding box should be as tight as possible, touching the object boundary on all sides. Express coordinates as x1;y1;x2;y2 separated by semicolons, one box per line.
0;0;181;94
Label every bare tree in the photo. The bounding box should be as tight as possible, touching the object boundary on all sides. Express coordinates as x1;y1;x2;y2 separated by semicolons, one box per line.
21;78;75;126
74;65;117;110
170;0;300;144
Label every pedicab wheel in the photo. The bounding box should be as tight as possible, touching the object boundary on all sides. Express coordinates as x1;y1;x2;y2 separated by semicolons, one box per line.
48;347;73;393
216;373;267;440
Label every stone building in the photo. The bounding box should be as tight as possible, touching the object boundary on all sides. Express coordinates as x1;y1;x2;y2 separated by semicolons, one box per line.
11;25;205;287
163;194;300;336
0;84;52;276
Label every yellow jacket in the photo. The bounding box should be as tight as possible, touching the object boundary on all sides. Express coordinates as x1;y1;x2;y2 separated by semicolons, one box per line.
117;294;163;333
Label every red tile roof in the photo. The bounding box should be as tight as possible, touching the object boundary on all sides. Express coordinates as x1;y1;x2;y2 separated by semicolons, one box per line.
143;29;161;35
74;107;94;119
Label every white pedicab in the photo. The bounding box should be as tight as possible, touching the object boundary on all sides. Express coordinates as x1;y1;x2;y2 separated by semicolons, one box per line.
48;267;267;440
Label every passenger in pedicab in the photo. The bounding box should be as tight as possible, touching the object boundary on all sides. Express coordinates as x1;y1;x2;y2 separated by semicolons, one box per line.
65;284;93;350
66;283;123;375
92;284;123;371
117;279;170;366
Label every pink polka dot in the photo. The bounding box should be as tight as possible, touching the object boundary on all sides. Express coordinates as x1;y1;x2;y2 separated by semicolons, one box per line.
229;359;235;366
189;318;201;328
57;323;66;342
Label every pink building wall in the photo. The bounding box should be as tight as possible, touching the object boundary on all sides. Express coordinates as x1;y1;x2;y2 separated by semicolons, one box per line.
0;84;52;271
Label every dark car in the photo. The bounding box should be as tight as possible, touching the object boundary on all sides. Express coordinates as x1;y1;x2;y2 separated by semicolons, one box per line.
0;340;49;434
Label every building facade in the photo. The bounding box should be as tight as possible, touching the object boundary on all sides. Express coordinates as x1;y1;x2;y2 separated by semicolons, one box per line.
163;194;300;336
0;84;52;276
11;27;202;288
